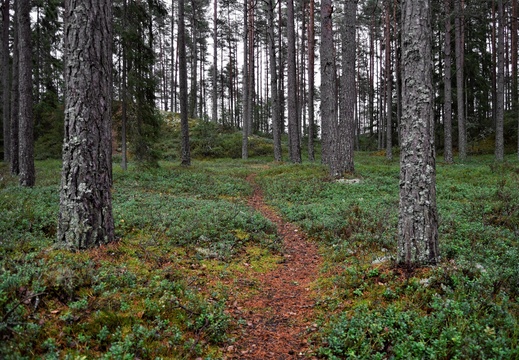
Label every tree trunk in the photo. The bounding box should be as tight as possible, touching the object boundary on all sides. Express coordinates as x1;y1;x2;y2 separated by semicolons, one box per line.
320;0;336;167
212;0;218;123
338;0;356;174
121;0;128;171
287;0;301;163
307;0;315;162
454;0;466;160
171;0;177;113
241;0;249;159
385;2;393;160
444;0;453;163
178;0;191;166
495;0;504;161
17;0;35;187
10;8;19;176
58;0;114;249
398;0;439;267
1;0;9;163
268;0;281;161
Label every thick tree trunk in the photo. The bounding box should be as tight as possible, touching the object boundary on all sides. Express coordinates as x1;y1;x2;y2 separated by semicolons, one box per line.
17;0;35;187
320;0;336;167
1;0;9;163
58;0;114;249
495;0;504;161
338;0;356;174
287;0;301;163
398;0;439;267
268;0;281;161
307;0;315;162
178;0;191;166
10;10;19;176
454;0;466;160
444;0;454;163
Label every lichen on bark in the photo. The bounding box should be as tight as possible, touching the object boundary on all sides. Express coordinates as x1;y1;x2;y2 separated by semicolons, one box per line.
398;0;439;267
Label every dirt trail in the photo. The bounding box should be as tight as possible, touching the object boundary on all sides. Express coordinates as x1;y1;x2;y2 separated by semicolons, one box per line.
224;174;321;359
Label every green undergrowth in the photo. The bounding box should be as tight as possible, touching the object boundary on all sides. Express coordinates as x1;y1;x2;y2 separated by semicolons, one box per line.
255;153;519;359
0;160;279;359
2;153;518;359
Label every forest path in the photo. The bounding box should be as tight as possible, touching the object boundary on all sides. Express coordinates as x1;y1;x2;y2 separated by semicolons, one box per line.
224;173;321;359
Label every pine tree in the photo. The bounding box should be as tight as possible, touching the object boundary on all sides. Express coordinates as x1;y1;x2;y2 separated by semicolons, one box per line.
179;0;191;166
1;0;9;163
58;0;114;249
398;0;439;267
18;0;35;187
287;0;301;163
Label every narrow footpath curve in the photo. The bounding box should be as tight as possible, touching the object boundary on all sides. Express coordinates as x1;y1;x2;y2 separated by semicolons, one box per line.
225;174;321;359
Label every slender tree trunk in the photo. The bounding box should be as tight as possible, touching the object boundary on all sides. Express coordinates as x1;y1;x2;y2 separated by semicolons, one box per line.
268;0;281;161
18;0;35;187
320;0;336;167
495;0;504;161
242;0;249;159
444;0;453;163
212;0;218;123
514;0;519;160
512;0;517;119
247;0;254;136
398;0;439;267
121;0;128;171
299;0;307;144
394;0;402;148
308;0;315;161
287;0;301;163
338;0;356;174
179;0;190;165
491;0;497;126
385;2;393;160
278;0;285;134
59;0;114;249
1;0;9;163
455;0;466;160
171;0;177;113
10;8;19;176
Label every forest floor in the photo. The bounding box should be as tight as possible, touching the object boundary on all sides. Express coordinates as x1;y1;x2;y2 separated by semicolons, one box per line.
223;174;321;359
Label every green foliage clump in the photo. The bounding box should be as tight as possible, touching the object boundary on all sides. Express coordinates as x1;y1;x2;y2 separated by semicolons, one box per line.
157;119;275;160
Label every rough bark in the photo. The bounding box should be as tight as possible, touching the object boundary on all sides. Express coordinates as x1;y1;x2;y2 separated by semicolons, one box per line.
268;0;281;161
121;0;128;171
58;0;114;249
2;0;9;163
320;0;336;167
398;0;439;267
17;0;35;187
338;0;356;174
10;9;19;176
454;0;466;160
444;0;453;163
287;0;301;163
178;0;191;166
307;0;315;162
495;0;504;161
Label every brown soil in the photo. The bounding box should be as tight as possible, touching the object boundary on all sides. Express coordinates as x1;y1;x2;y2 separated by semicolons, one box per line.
223;174;321;359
